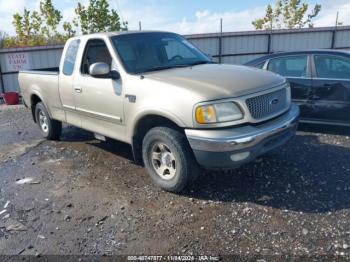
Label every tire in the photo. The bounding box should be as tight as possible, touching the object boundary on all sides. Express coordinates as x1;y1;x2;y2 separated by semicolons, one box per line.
35;102;62;140
142;127;199;193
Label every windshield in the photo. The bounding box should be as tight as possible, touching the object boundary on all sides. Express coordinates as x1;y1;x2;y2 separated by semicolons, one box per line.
111;32;212;74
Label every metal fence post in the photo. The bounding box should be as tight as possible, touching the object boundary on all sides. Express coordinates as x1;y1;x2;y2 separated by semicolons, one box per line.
267;31;272;54
331;28;337;49
0;64;4;94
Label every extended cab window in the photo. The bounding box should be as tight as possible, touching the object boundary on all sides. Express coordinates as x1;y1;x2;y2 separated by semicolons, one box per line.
314;55;350;79
81;39;112;75
267;55;307;77
63;39;80;76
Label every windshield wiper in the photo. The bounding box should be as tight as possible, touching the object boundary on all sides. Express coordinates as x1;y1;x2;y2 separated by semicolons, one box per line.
189;60;216;67
141;64;189;73
140;61;215;74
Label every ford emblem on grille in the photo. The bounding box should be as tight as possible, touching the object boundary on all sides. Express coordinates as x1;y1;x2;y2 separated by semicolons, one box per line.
246;88;287;120
270;98;279;105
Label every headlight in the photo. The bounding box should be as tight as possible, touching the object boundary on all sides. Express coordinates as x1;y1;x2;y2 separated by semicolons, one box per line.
195;102;243;124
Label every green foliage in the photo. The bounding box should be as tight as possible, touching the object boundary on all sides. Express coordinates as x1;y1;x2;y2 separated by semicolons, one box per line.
9;1;65;48
31;11;42;35
0;31;8;48
11;9;43;47
39;0;62;38
63;22;76;38
253;0;322;30
74;0;128;34
3;0;127;48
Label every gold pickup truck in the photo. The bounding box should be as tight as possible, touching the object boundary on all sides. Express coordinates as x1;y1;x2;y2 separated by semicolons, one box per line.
19;31;299;192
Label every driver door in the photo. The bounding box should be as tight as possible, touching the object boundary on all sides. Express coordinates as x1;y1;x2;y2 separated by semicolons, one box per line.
310;54;350;124
73;38;126;141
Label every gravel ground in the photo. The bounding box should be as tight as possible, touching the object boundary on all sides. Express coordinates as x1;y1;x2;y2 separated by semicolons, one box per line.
0;106;350;260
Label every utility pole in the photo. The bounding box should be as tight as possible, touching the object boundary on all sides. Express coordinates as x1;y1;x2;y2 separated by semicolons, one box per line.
335;11;339;27
331;11;339;49
220;18;223;33
219;18;223;64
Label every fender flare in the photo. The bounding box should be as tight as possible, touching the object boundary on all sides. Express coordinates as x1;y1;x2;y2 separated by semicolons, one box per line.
129;109;187;165
130;108;186;138
29;91;52;121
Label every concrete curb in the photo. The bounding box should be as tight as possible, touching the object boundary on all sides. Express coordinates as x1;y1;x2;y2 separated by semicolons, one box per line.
0;104;26;112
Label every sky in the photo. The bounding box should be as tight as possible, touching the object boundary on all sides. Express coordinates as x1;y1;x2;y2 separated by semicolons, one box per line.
1;0;350;36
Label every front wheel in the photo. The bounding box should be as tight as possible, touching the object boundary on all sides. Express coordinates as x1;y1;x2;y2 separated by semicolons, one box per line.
35;102;62;140
142;127;199;193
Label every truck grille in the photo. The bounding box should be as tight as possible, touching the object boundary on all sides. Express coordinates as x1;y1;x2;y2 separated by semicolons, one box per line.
246;88;288;120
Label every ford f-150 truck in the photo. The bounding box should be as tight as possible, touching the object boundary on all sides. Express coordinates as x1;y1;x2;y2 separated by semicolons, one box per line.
19;31;299;192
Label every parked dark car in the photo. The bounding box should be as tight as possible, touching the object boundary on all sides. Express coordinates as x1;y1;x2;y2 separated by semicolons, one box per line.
245;50;350;126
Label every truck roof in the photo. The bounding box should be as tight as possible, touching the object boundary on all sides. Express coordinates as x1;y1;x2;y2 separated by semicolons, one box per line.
70;30;176;41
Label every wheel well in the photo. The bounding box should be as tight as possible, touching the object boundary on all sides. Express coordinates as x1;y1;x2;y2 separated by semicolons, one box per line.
132;115;184;165
31;95;42;122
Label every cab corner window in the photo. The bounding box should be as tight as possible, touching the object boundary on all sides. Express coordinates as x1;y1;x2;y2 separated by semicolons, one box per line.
267;55;307;78
81;39;113;75
314;55;350;79
63;39;80;76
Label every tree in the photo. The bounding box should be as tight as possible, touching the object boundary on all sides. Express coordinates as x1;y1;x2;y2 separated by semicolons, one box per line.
0;31;8;48
39;0;62;38
12;8;45;46
253;0;321;30
74;0;128;34
12;9;33;46
63;21;76;38
10;0;64;47
31;11;42;36
5;0;128;48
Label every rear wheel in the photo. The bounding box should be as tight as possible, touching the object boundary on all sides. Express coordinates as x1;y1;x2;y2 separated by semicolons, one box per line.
142;127;199;193
35;102;62;140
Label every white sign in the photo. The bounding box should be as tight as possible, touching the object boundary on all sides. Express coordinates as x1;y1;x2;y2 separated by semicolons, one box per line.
6;53;31;71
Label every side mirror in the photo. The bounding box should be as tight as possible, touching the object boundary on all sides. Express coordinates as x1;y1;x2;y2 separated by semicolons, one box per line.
89;62;110;78
89;62;121;80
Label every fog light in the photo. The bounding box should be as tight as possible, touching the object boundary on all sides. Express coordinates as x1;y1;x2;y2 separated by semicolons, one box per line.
230;152;250;162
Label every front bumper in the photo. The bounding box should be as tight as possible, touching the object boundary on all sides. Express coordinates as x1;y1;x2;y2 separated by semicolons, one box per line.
185;104;300;169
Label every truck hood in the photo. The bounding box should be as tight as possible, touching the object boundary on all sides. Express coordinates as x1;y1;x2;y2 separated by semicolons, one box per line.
144;64;285;100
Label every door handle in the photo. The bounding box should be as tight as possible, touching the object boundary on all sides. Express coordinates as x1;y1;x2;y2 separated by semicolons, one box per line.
74;87;82;93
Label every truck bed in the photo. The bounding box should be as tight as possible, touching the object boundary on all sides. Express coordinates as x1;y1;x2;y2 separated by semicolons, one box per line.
19;68;63;121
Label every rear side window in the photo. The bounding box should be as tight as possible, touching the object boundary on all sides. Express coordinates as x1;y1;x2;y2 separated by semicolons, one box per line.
314;55;350;79
267;55;307;77
63;40;80;76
